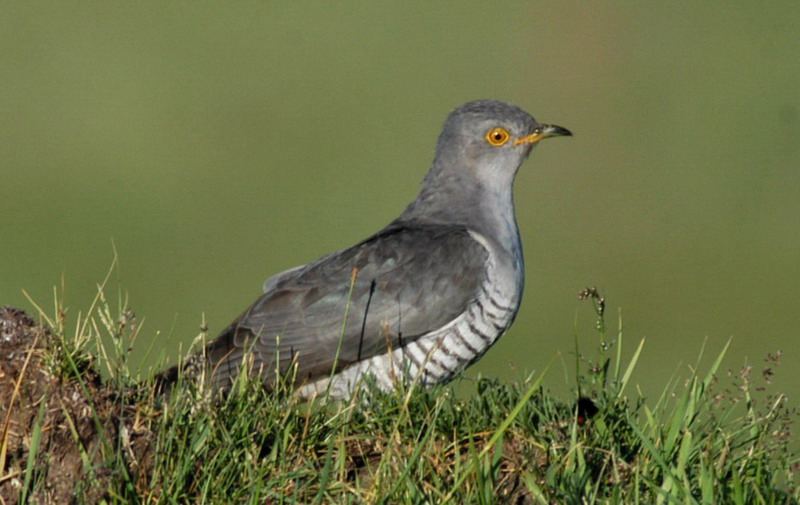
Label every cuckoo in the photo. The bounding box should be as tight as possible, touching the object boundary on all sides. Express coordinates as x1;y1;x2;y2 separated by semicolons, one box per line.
157;100;571;399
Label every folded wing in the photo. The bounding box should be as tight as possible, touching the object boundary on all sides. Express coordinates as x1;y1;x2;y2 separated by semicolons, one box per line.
207;221;489;387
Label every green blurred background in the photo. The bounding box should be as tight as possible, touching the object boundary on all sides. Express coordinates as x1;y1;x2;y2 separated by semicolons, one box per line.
2;2;798;401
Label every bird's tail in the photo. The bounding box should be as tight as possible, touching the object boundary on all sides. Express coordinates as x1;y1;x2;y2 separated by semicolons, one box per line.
150;325;239;395
152;361;182;395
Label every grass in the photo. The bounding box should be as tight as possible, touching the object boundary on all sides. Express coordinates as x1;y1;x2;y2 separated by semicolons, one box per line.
1;266;798;504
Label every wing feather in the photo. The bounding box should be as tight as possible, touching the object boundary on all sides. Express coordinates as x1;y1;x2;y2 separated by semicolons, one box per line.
207;222;488;387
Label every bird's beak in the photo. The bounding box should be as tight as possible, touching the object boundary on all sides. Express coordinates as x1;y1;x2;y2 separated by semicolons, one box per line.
513;124;572;146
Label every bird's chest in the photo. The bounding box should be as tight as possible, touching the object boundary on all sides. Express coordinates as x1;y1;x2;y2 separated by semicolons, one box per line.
472;227;525;320
406;240;523;384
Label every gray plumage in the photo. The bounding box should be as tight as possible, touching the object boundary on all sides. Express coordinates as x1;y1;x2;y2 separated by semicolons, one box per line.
158;99;570;399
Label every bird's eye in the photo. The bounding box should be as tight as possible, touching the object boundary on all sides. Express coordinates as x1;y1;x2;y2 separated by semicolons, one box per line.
485;127;510;146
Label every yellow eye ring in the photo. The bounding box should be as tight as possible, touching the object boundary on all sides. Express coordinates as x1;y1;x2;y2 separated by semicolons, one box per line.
485;127;510;146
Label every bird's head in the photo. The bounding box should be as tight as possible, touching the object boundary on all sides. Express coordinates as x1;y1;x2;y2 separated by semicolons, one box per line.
432;100;571;192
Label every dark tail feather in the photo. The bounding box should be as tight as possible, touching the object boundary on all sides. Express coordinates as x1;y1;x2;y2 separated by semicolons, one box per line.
148;317;267;398
151;325;239;395
152;362;182;396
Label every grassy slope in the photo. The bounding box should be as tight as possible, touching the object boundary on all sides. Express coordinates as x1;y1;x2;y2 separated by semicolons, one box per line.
2;274;798;504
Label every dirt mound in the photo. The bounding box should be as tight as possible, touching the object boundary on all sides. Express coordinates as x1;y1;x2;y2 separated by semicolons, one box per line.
0;307;155;504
